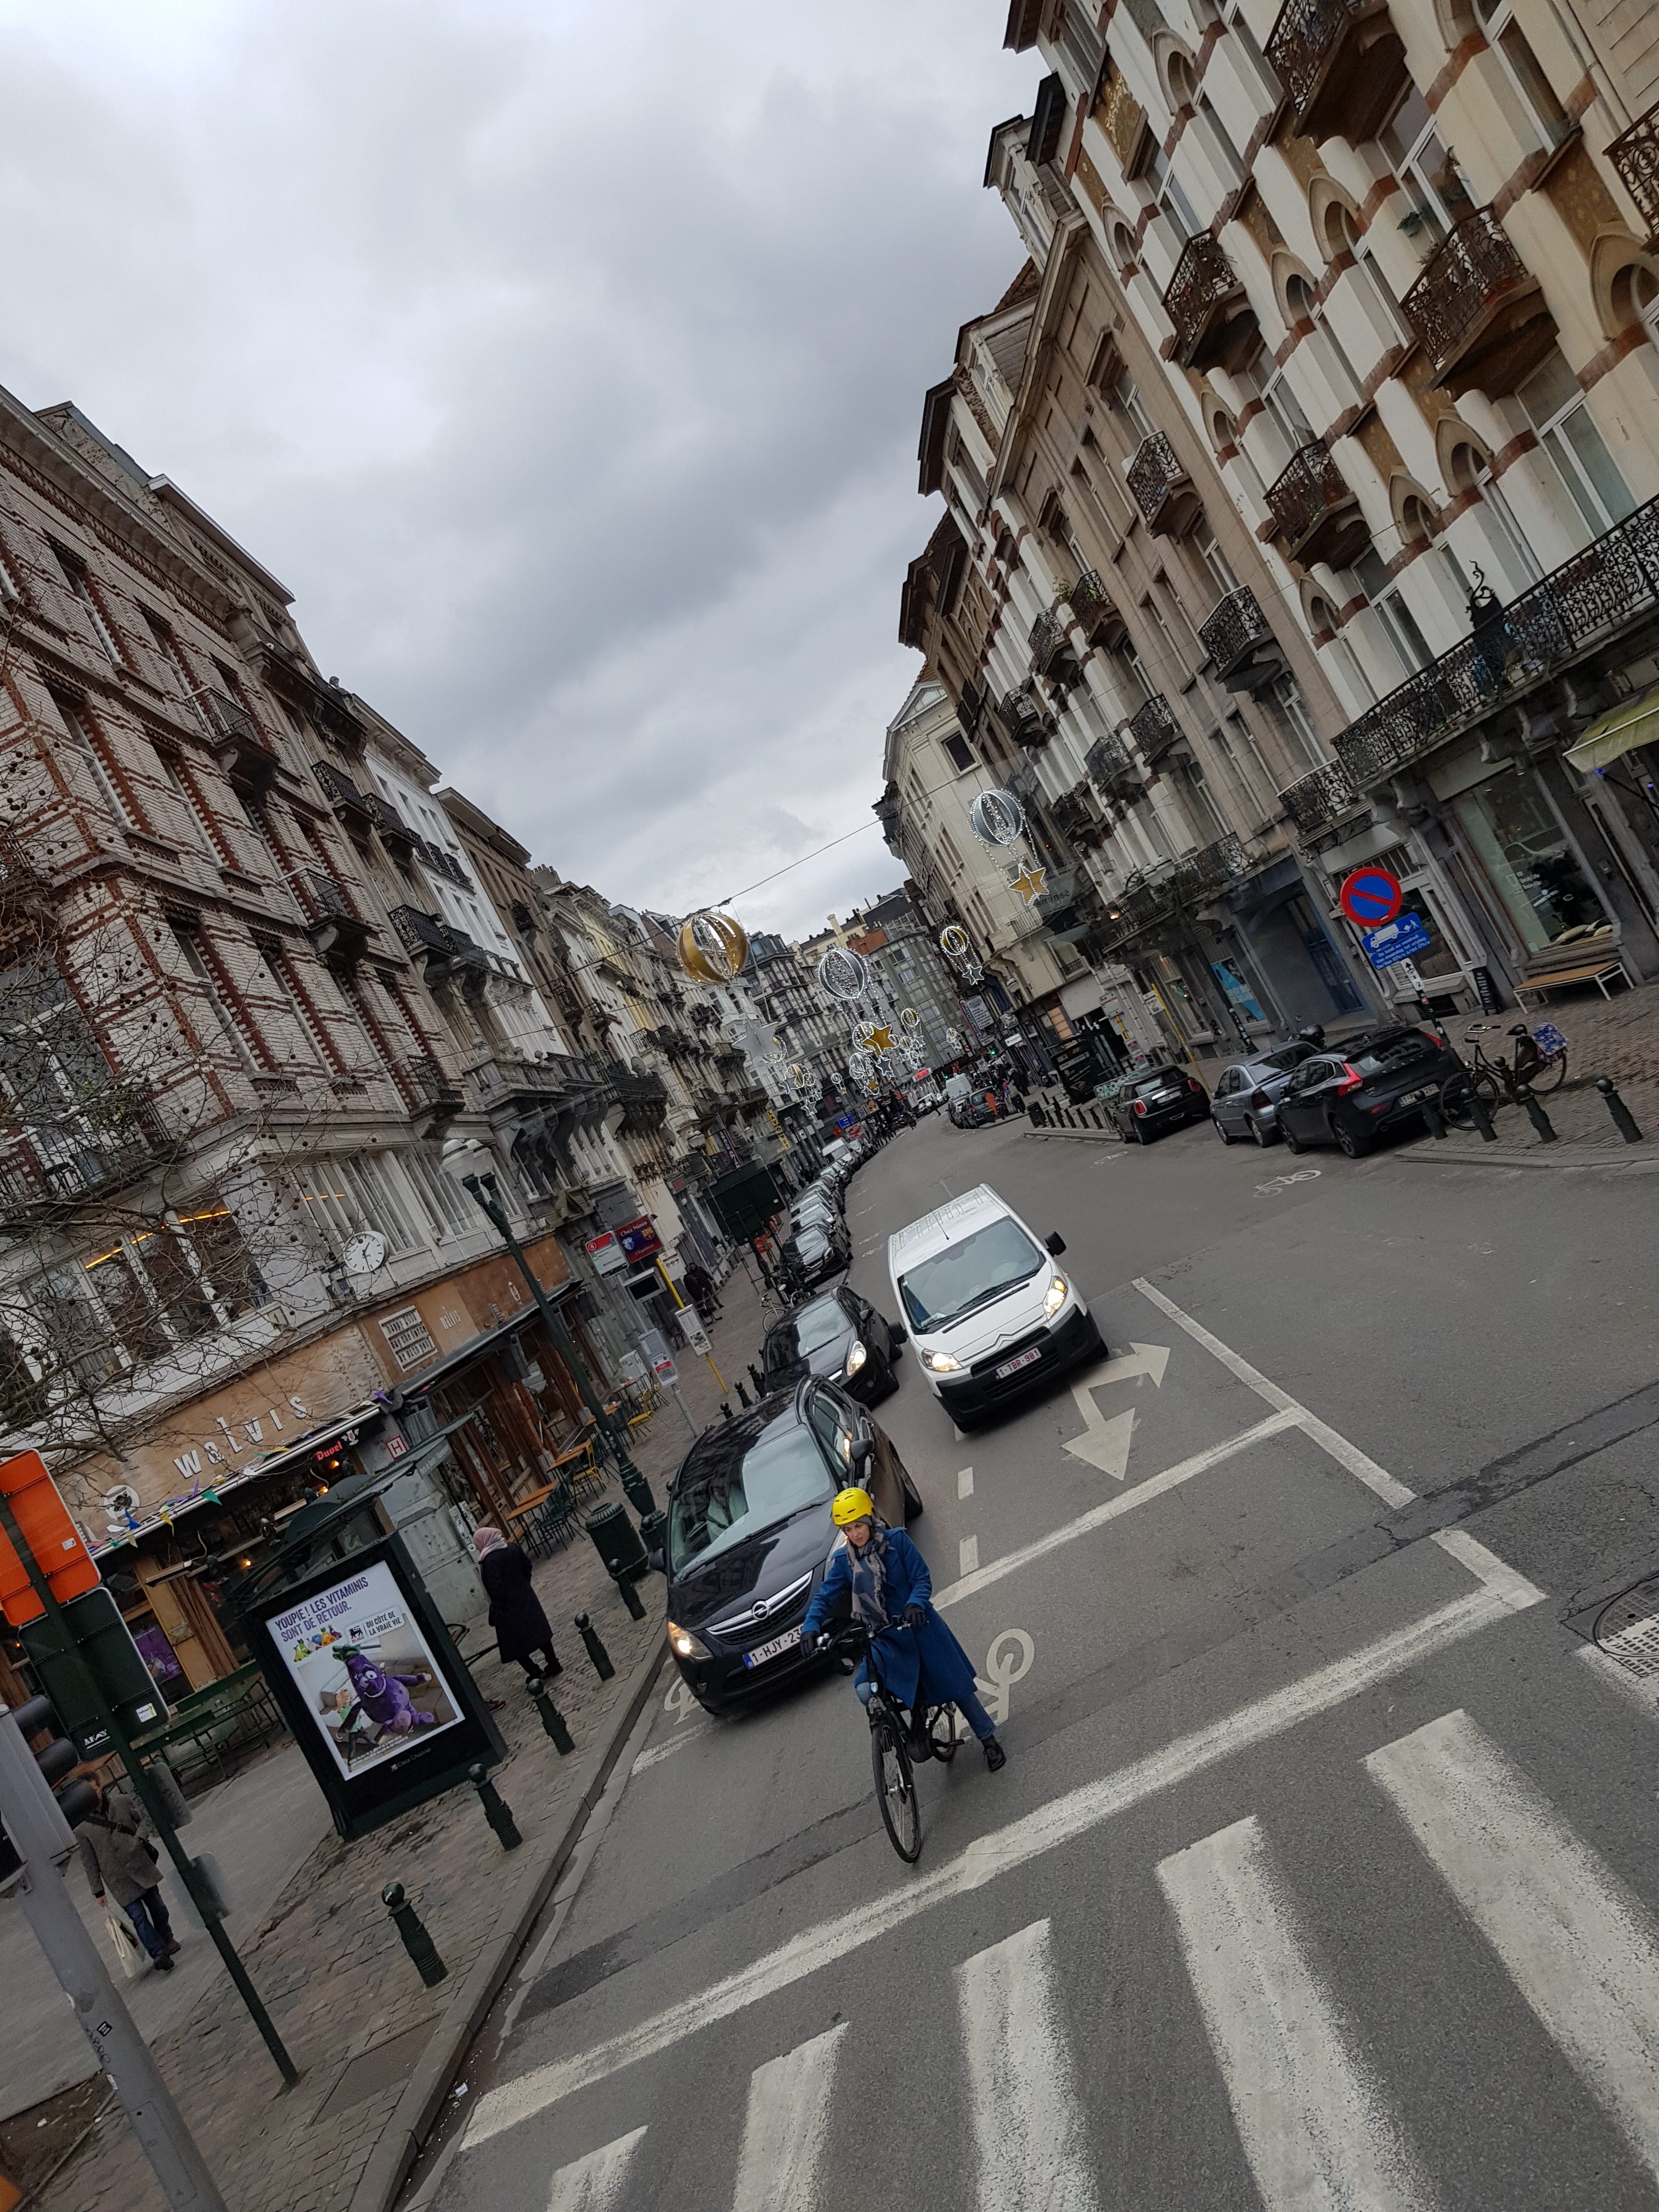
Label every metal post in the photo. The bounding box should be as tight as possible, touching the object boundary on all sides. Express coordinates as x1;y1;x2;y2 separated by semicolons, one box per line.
381;1882;448;1987
1596;1075;1643;1142
0;1709;231;2212
1421;1094;1447;1140
574;1612;614;1680
1469;1086;1498;1142
1520;1090;1558;1143
468;1764;521;1850
0;1496;298;2089
527;1678;574;1753
613;1575;647;1622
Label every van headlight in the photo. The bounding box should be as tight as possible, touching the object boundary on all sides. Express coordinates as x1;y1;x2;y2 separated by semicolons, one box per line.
668;1621;709;1661
844;1340;867;1374
1043;1273;1069;1318
922;1349;963;1374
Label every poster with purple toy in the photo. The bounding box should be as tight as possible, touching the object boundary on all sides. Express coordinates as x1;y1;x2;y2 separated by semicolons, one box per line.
270;1560;460;1779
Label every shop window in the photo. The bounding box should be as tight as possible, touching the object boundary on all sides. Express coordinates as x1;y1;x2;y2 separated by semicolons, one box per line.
1517;351;1636;538
1454;770;1610;952
173;1201;268;1321
83;1242;173;1365
1380;88;1477;247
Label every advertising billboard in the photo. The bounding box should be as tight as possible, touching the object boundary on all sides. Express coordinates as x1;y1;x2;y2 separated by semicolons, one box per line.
269;1560;462;1780
616;1216;663;1263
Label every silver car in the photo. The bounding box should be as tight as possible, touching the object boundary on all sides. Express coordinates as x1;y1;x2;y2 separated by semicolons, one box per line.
1210;1042;1320;1146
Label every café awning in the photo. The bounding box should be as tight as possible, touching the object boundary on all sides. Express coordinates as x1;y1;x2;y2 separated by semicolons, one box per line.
1565;688;1659;774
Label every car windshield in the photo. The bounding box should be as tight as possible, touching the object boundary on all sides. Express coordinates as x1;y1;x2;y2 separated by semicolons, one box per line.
898;1216;1046;1331
1133;1072;1180;1095
668;1421;835;1571
767;1296;846;1368
1261;1045;1314;1073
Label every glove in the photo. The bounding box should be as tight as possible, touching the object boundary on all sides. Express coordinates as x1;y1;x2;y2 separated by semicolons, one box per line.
811;1630;835;1655
902;1604;926;1631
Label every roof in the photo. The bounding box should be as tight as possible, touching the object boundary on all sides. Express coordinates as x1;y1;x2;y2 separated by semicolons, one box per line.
1004;0;1045;50
887;1183;1009;1267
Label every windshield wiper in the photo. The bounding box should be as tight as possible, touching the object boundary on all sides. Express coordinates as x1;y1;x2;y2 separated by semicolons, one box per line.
927;1273;1038;1330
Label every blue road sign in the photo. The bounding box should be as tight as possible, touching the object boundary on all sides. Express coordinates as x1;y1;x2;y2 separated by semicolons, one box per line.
1362;911;1432;969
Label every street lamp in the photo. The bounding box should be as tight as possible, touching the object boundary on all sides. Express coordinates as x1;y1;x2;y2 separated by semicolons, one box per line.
441;1137;654;1513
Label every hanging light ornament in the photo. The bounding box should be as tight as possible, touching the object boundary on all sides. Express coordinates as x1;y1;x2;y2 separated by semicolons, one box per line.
968;789;1026;848
879;1046;909;1080
677;910;750;985
939;924;971;962
900;1007;921;1031
848;1046;876;1082
816;945;871;1003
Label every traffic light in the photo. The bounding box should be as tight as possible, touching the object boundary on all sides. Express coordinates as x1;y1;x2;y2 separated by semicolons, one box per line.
0;1694;99;1882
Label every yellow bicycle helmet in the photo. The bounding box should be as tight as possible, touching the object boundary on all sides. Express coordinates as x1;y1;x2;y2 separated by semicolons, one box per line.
831;1486;876;1527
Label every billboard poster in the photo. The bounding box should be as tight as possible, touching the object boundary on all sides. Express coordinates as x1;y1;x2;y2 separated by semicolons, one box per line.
269;1559;461;1780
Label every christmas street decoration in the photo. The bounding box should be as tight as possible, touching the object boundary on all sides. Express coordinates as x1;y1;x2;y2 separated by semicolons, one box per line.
817;945;871;1002
859;1022;896;1054
848;1046;876;1081
678;910;750;984
968;789;1025;848
939;924;970;960
1011;861;1049;906
899;1007;921;1030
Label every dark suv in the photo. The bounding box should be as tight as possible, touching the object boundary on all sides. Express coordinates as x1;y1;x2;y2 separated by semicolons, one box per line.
1277;1026;1458;1158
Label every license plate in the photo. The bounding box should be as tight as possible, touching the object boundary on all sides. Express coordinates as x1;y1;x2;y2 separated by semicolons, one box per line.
1400;1085;1435;1105
743;1628;800;1668
994;1346;1042;1380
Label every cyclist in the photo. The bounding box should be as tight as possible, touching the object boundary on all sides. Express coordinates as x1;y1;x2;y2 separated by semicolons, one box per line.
803;1487;1007;1771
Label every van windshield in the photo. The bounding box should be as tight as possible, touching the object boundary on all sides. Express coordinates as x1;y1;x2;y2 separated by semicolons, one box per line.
898;1217;1047;1331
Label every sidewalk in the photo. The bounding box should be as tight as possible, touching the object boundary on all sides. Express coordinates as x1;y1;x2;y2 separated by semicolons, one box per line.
19;1266;778;2212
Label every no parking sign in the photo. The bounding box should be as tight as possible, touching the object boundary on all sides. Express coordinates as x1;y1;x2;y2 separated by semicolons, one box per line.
1338;866;1403;928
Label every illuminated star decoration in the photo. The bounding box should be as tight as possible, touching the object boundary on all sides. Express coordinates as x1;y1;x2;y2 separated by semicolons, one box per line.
860;1023;896;1054
1012;862;1048;907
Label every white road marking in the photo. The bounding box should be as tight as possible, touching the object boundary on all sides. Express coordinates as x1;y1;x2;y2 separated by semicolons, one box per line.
731;2024;847;2212
960;1533;980;1577
1157;1816;1435;2211
632;1723;713;1775
1427;1528;1539;1612
974;1628;1034;1724
957;1920;1097;2212
1576;1639;1659;1722
957;1465;974;1500
1368;1707;1659;2182
1087;1342;1171;1390
933;1409;1299;1611
1134;1278;1413;1509
543;2126;645;2210
1062;1406;1136;1480
461;1564;1542;2147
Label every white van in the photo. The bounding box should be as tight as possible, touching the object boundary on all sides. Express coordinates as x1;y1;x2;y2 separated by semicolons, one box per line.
887;1183;1102;1426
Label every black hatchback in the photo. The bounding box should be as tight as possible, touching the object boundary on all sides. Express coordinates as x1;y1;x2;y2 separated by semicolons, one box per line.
1277;1025;1457;1158
1110;1066;1210;1142
659;1380;922;1714
760;1286;906;1404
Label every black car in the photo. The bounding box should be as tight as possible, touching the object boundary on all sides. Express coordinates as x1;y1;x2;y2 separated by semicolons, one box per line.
661;1381;923;1713
1110;1067;1210;1141
782;1222;848;1289
760;1285;906;1404
1277;1025;1458;1158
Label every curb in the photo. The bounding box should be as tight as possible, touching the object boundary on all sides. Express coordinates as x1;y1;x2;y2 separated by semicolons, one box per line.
1022;1126;1120;1145
348;1634;667;2212
1397;1144;1659;1176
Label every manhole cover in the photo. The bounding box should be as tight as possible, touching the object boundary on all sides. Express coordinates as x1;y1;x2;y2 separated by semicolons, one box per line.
1593;1575;1659;1677
316;2022;434;2120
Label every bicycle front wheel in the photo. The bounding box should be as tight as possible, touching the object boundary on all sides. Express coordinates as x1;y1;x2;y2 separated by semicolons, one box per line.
871;1717;922;1861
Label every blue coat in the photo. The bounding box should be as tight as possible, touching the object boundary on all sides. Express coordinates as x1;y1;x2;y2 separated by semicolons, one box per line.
802;1527;980;1713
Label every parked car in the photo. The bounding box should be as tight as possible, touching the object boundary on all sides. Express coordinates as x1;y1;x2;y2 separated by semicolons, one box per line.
888;1182;1102;1429
759;1285;905;1403
782;1220;848;1288
1109;1068;1211;1142
660;1380;922;1712
790;1189;840;1233
1209;1042;1321;1146
1276;1025;1458;1159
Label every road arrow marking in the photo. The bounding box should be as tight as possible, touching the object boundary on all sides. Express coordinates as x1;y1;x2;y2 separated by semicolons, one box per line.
1093;1341;1170;1390
1063;1407;1136;1479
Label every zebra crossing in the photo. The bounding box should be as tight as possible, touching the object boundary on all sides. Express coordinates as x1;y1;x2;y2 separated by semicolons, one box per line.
496;1702;1659;2212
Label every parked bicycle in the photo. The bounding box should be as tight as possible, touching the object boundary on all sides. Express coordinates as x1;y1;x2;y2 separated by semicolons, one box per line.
1440;1018;1567;1128
820;1620;963;1862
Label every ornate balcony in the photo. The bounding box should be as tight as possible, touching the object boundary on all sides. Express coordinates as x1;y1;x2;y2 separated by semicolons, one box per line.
998;685;1054;751
1607;98;1659;245
0;1093;183;1226
1096;67;1150;178
1126;433;1203;539
201;690;279;796
1401;207;1556;399
1265;442;1371;569
0;822;55;932
389;904;451;960
1030;608;1083;689
292;868;372;961
1126;694;1183;764
1051;788;1110;855
1065;570;1128;648
361;789;416;853
1333;493;1659;789
1094;834;1251;956
1199;586;1285;693
1278;758;1364;839
1163;234;1259;375
1085;730;1141;804
311;759;371;823
399;1051;465;1119
1266;0;1408;146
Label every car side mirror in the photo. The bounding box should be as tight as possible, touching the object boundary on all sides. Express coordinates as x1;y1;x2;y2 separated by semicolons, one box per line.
1046;1232;1067;1256
849;1436;874;1474
891;1324;907;1345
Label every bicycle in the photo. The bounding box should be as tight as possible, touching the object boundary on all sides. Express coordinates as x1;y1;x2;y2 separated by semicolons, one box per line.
1440;1018;1567;1128
816;1620;963;1863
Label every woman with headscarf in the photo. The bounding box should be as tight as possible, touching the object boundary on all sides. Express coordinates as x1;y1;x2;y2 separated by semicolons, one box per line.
801;1487;1005;1770
473;1525;561;1684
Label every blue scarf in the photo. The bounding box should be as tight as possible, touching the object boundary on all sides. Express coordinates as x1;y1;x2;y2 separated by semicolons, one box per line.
847;1520;891;1630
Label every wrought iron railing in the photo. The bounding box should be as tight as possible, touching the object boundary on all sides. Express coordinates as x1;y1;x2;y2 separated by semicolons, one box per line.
1097;67;1149;176
1067;571;1109;617
1126;433;1187;528
388;904;451;956
1608;98;1659;241
0;822;47;901
1266;0;1361;114
1085;730;1139;801
1127;694;1182;760
1163;234;1242;364
362;790;410;840
294;868;356;923
1401;207;1528;377
998;685;1053;749
1029;608;1069;674
1333;493;1659;789
200;691;261;747
1200;585;1274;676
402;1052;464;1109
311;760;367;812
0;1092;180;1219
1278;758;1363;838
1095;833;1250;953
1266;442;1352;549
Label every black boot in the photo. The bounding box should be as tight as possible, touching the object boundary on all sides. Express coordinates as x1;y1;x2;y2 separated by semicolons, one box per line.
983;1736;1007;1772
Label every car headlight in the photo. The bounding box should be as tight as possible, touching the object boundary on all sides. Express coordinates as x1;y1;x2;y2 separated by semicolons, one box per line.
1043;1273;1069;1318
667;1621;709;1662
844;1340;867;1374
922;1349;963;1374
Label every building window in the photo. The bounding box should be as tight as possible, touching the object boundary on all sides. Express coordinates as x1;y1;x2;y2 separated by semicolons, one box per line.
1352;548;1435;677
0;541;20;604
1380;88;1477;248
1271;674;1325;768
48;543;123;664
1144;144;1202;242
256;945;326;1065
170;924;258;1070
1474;0;1572;150
943;732;975;774
1517;351;1635;538
1454;769;1609;951
52;695;136;830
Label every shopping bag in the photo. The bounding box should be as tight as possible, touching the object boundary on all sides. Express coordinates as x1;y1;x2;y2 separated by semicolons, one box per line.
104;1906;143;1982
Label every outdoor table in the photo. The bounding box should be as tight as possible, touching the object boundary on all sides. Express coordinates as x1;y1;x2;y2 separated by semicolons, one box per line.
131;1667;285;1796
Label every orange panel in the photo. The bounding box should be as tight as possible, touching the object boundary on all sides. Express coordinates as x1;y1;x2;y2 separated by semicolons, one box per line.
0;1451;101;1627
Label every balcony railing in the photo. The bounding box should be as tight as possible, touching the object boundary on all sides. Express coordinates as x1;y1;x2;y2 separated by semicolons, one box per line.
1266;0;1408;144
201;691;279;793
400;1052;465;1114
1265;442;1370;568
1163;234;1257;374
1199;586;1283;691
0;1093;182;1224
1085;730;1140;803
1401;206;1554;398
1278;758;1364;839
1333;492;1659;792
293;868;371;960
311;760;370;817
1126;433;1201;537
1094;834;1251;955
1097;67;1150;177
1029;608;1080;685
1607;98;1659;244
998;686;1054;751
1126;694;1182;762
1065;568;1126;647
389;904;452;957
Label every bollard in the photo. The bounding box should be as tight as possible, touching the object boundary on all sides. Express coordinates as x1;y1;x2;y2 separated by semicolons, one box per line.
382;1882;448;1987
1091;1105;1104;1128
1596;1074;1644;1143
468;1765;522;1850
720;1402;734;1421
748;1363;764;1394
1469;1086;1498;1143
735;1380;752;1409
1421;1094;1447;1140
619;1463;656;1517
638;1508;668;1565
1520;1090;1557;1143
575;1612;615;1680
527;1676;574;1754
614;1575;647;1621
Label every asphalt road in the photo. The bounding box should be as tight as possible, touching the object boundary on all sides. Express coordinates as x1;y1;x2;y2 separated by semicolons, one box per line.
425;1114;1659;2212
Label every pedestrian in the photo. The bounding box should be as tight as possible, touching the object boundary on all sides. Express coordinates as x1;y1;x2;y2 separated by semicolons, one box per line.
473;1525;562;1684
75;1782;178;1971
684;1260;721;1316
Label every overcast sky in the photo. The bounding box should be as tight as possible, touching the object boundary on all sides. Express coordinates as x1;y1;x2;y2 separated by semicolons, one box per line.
0;0;1034;939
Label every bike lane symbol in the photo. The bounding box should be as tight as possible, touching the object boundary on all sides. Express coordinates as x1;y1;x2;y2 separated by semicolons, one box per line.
974;1628;1034;1724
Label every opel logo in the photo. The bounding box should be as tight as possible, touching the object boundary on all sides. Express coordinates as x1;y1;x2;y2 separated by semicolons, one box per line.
753;1596;771;1620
